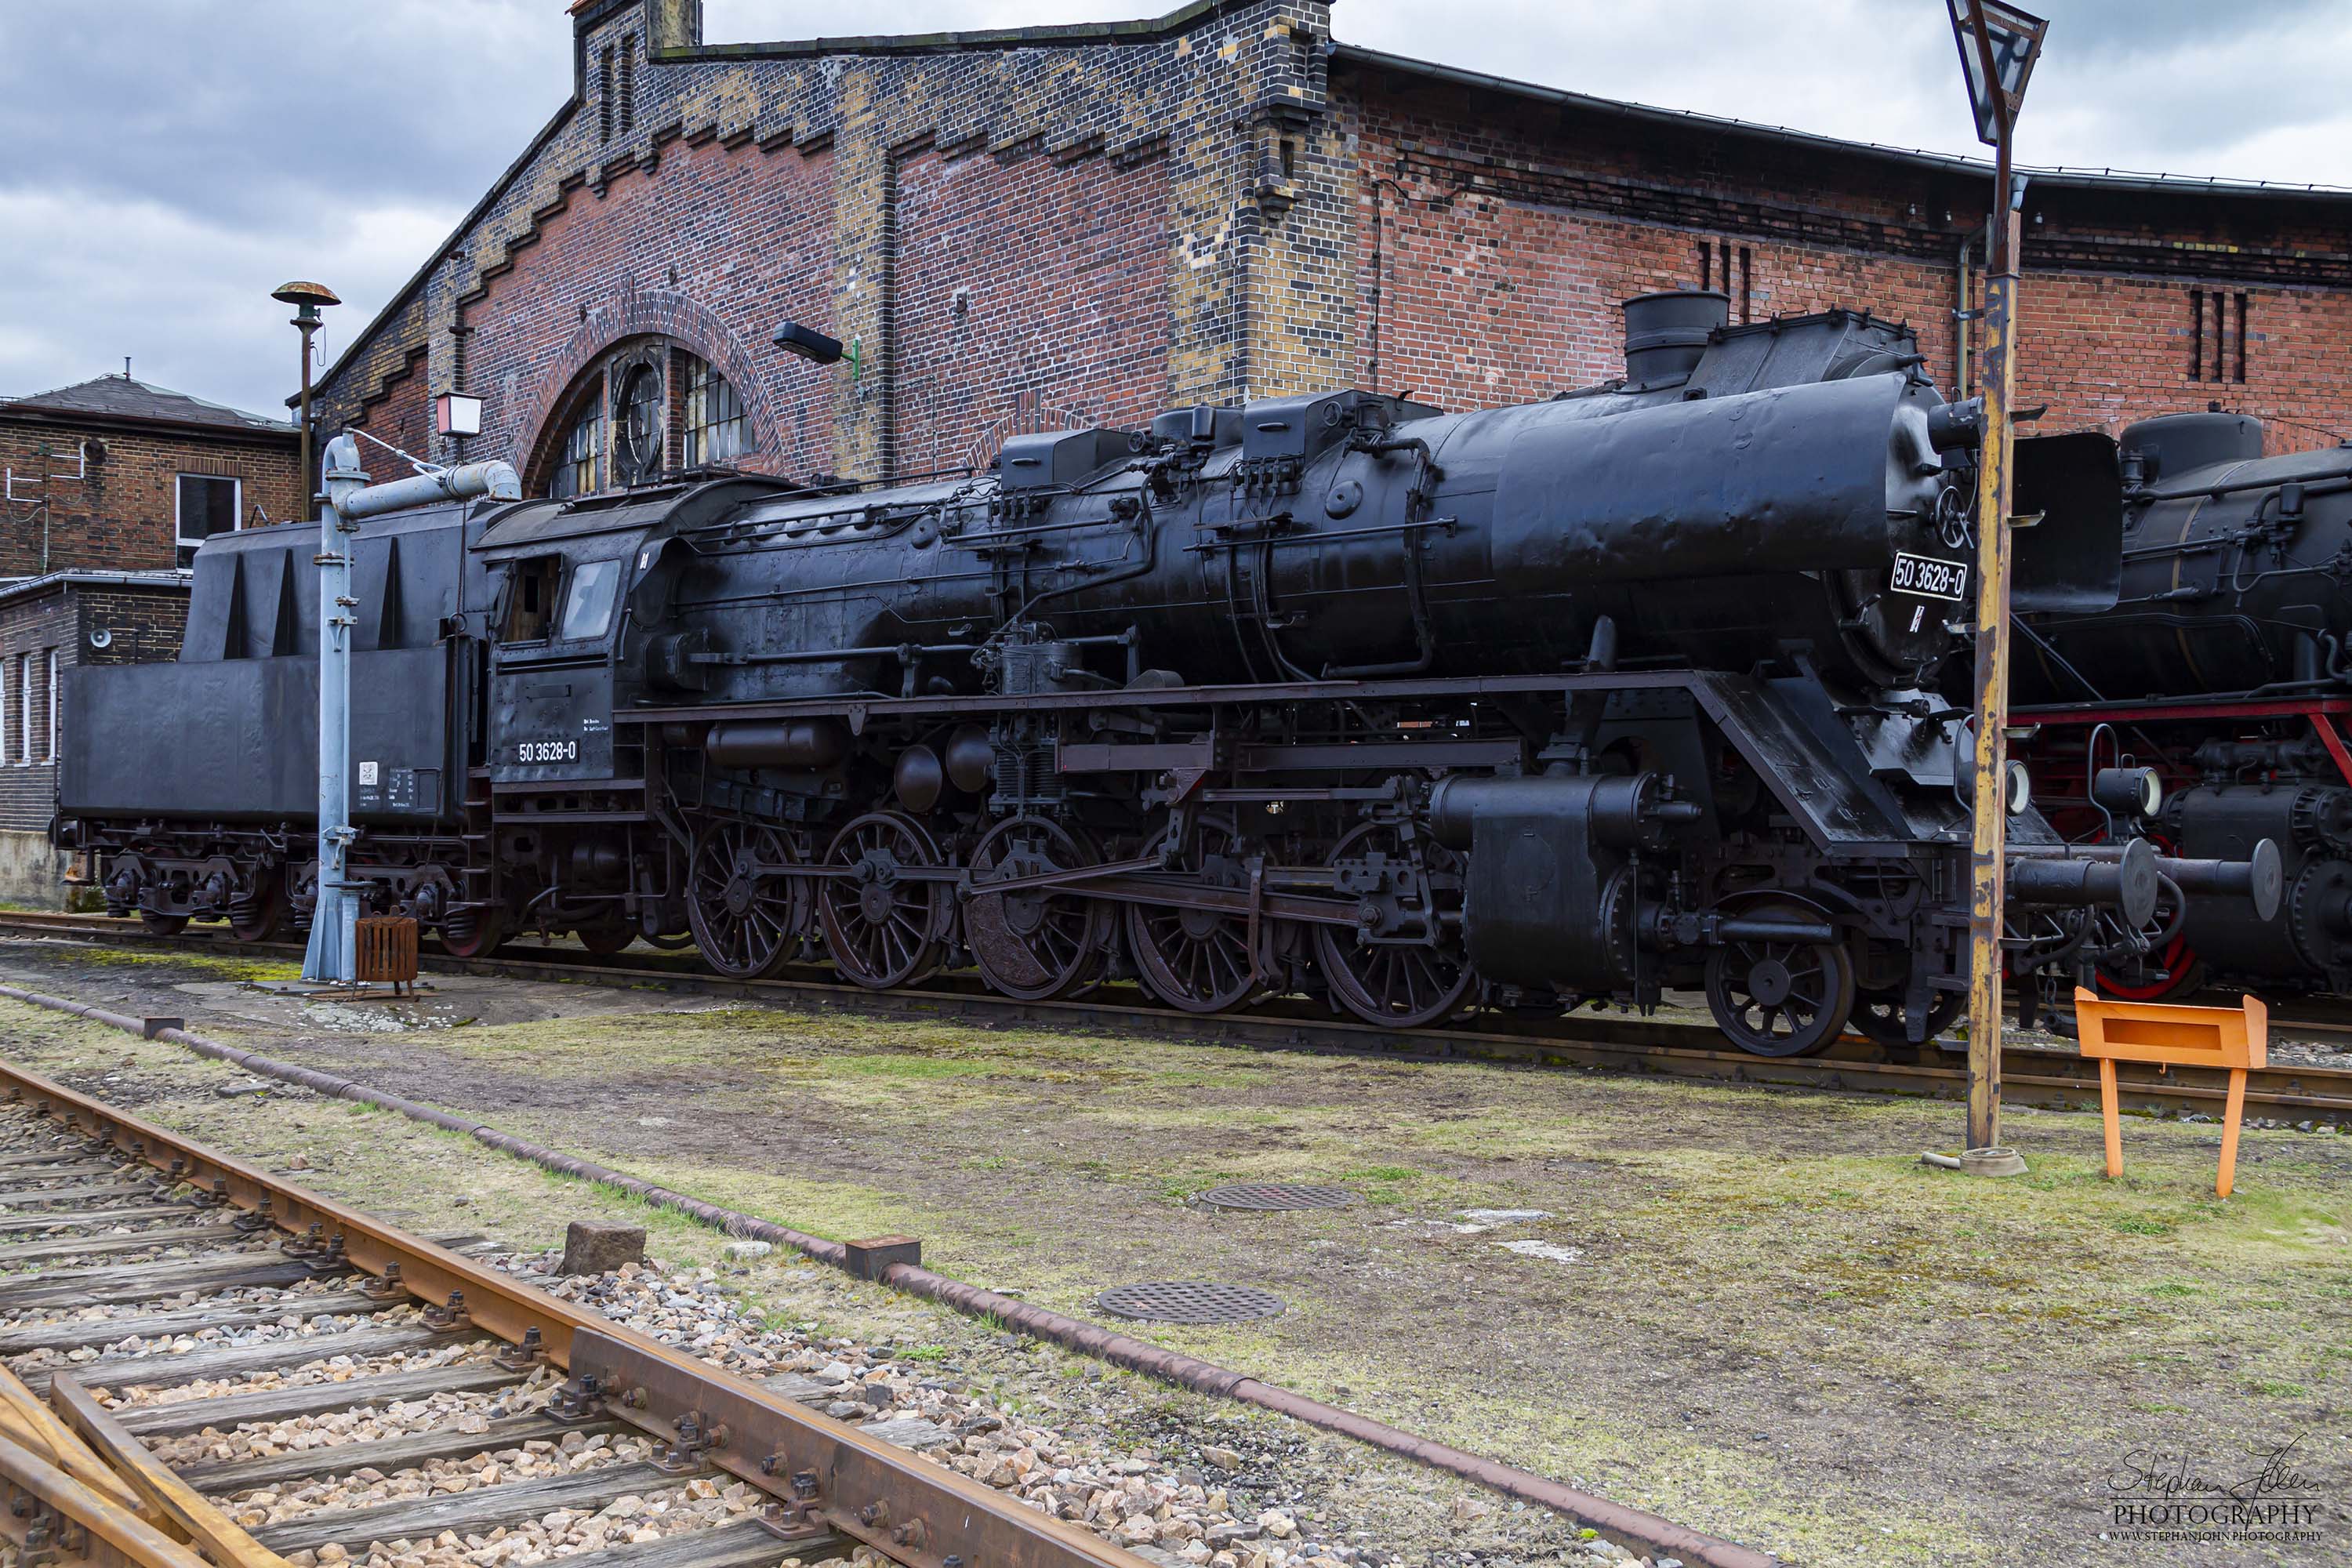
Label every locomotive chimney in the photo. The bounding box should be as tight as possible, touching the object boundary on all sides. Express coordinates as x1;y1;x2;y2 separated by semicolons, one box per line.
1621;290;1729;386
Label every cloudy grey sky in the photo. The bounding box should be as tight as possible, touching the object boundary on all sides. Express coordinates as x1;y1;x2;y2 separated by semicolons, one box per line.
3;0;2347;420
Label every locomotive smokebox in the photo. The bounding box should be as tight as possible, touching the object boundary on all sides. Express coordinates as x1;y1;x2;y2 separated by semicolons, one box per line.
1622;290;1729;386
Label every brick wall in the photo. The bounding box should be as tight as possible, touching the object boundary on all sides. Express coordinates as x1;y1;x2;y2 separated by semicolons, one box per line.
0;583;187;834
894;142;1173;470
313;0;2352;493
0;417;302;575
1345;74;2352;451
316;0;1333;485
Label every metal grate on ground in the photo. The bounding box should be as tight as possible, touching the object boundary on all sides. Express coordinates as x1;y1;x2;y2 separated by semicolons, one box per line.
1194;1182;1358;1211
1094;1280;1286;1324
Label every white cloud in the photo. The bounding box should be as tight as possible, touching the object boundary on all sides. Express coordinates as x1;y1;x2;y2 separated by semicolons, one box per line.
5;0;2347;416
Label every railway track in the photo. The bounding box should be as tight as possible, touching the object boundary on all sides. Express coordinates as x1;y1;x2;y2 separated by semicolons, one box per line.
2;909;2349;1128
0;1054;1150;1568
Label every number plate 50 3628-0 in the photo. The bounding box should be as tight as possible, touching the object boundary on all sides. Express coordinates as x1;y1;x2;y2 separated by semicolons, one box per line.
1890;550;1969;601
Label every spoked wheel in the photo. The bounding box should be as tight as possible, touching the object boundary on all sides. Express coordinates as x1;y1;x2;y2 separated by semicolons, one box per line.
686;818;808;980
1124;817;1266;1014
1703;904;1857;1057
137;910;189;937
228;873;286;942
439;905;508;959
1313;821;1475;1029
575;923;637;957
964;816;1112;1001
818;812;949;990
1851;989;1965;1047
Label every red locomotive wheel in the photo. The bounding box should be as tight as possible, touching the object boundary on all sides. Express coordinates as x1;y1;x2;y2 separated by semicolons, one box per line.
964;816;1111;1001
686;819;808;980
816;812;949;990
1312;822;1475;1029
138;910;190;937
228;874;287;943
575;923;637;957
438;906;507;959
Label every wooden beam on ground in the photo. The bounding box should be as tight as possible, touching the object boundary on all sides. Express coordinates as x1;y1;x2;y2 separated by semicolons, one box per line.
49;1371;295;1568
0;1290;392;1358
179;1412;604;1494
114;1363;525;1439
250;1459;683;1555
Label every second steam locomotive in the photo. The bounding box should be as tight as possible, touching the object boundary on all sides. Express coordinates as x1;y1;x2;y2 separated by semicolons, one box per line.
2015;409;2352;999
60;292;2258;1053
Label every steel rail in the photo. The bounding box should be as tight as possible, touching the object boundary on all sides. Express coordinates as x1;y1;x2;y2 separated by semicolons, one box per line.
0;1059;1147;1568
3;909;2347;1126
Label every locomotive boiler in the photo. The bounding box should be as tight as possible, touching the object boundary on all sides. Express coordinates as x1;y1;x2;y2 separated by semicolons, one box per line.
2015;410;2352;996
60;292;2250;1054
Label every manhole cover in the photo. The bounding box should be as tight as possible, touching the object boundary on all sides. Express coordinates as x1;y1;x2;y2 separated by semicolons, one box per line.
1195;1183;1357;1211
1095;1281;1287;1324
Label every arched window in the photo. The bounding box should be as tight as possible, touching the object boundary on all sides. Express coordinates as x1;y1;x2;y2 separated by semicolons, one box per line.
535;337;758;498
551;401;601;499
682;355;747;468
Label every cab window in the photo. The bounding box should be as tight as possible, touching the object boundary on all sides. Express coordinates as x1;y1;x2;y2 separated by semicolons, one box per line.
503;557;560;642
557;557;623;641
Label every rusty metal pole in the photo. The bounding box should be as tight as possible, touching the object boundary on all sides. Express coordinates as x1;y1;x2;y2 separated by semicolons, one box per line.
1965;149;2024;1162
272;282;339;522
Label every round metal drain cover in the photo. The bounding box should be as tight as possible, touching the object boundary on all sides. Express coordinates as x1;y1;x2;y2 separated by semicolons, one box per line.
1095;1281;1286;1324
1195;1183;1357;1212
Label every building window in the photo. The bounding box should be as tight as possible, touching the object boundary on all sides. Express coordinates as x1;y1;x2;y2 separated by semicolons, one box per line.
619;38;637;136
599;45;615;143
15;655;29;766
612;357;666;485
175;474;241;567
43;649;56;764
2190;289;2251;384
551;402;603;499
682;357;747;467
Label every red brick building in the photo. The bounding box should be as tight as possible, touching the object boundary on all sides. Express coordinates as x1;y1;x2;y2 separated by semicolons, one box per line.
0;376;295;887
312;0;2352;498
0;375;302;575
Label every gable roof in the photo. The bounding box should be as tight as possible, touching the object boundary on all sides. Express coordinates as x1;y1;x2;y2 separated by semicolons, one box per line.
2;375;296;437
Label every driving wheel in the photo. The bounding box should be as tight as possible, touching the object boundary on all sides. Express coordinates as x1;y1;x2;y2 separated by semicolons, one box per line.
1124;817;1266;1014
818;811;949;989
964;816;1111;1001
686;818;808;980
1312;821;1475;1029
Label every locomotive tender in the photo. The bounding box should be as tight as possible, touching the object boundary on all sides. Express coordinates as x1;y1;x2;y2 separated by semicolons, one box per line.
2016;409;2352;998
60;293;2222;1054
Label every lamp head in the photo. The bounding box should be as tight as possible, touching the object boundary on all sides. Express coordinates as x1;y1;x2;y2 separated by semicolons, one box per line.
273;280;341;328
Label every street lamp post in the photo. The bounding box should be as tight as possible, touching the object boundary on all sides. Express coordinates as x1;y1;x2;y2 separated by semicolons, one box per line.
271;282;340;522
1946;0;2048;1166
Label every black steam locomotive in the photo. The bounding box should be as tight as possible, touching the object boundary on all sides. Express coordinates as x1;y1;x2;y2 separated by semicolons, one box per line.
2014;410;2352;998
59;293;2227;1054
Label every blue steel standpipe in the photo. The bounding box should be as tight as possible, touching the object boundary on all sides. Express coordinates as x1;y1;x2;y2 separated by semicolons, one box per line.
300;437;521;984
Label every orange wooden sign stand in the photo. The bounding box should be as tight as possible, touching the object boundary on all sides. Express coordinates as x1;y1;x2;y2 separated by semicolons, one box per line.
2071;987;2266;1198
